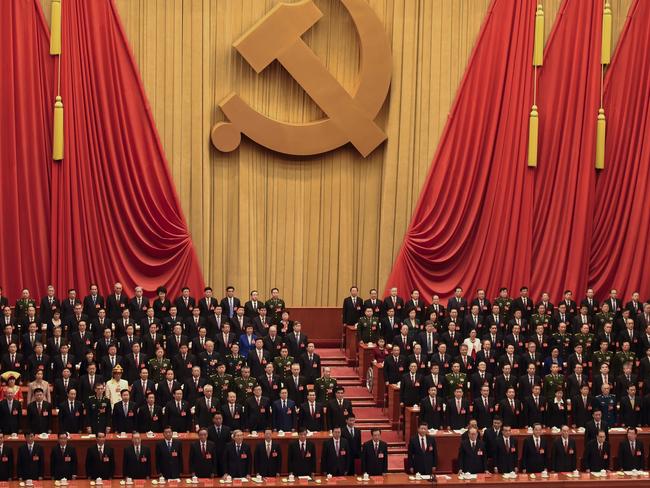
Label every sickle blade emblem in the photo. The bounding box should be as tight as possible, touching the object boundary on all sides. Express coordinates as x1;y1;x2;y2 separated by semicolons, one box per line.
212;0;392;157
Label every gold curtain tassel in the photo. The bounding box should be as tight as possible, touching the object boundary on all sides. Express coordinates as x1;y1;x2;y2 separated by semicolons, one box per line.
601;1;612;65
50;0;62;55
596;108;606;170
528;105;539;167
533;4;544;66
53;96;64;161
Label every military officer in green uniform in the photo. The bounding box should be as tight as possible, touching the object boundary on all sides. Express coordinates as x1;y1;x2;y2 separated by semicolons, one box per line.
592;341;614;373
233;366;258;404
225;343;246;377
613;343;636;376
265;288;286;323
551;322;573;358
444;362;467;398
543;363;565;401
273;346;294;379
85;382;112;434
210;363;234;404
494;288;513;321
147;347;172;384
572;324;595;351
357;307;381;344
594;303;614;333
530;304;551;332
15;288;37;319
315;366;338;404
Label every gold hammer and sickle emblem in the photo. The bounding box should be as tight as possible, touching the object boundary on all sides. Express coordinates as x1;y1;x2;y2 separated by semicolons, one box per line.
211;0;392;157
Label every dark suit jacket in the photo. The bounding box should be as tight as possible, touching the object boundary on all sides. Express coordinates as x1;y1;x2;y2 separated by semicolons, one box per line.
106;293;129;321
551;437;577;472
494;436;518;473
457;439;486;474
208;424;232;475
287;440;317;476
223;442;251;477
272;399;296;432
58;399;85;433
194;396;220;428
26;400;53;434
407;435;437;475
521;437;548;473
360;440;388;475
0;398;23;435
299;353;321;384
123;444;152;479
254;440;283;476
85;444;115;479
298;401;325;431
131;379;156;407
83;294;105;319
221;402;245;430
320;437;350;475
18;443;45;480
326;398;354;429
245;395;272;431
112;401;138;433
165;400;193;432
583;440;610;471
342;296;364;325
0;445;13;481
50;445;78;480
618;439;645;470
420;396;444;430
189;440;217;477
155;440;183;479
220;297;242;320
341;425;362;474
137;404;164;433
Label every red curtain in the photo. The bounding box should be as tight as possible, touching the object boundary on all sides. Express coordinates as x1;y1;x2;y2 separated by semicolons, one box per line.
0;1;54;299
385;0;642;303
384;0;537;300
49;0;204;297
588;0;650;296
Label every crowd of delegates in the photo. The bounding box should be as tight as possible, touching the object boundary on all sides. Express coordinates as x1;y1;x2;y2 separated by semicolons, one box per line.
0;283;392;480
344;285;650;474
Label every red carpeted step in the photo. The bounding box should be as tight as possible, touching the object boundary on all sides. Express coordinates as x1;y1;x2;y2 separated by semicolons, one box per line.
388;454;406;472
318;348;346;358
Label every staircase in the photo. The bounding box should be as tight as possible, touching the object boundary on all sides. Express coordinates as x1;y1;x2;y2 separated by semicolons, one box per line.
320;348;406;471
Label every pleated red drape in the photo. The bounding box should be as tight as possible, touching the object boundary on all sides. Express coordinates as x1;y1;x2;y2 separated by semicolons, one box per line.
384;0;537;300
49;0;204;297
0;1;54;299
386;0;616;299
588;0;650;297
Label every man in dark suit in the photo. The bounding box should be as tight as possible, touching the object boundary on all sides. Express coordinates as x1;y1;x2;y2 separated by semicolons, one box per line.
447;287;469;321
299;390;325;431
420;386;444;430
198;287;219;317
494;425;518;474
583;430;610;472
360;429;388;475
58;389;84;433
53;368;77;405
156;370;181;406
17;433;44;481
83;284;105;320
383;288;405;320
123;343;148;385
446;387;470;429
327;387;354;429
165;388;193;432
254;428;283;477
137;393;164;433
407;423;437;475
618;385;642;427
401;362;423;407
286;322;308;358
287;428;317;476
112;389;138;433
222;392;245;431
341;416;362;475
194;384;219;429
129;287;150;325
457;427;486;474
272;389;296;432
521;424;548;473
570;385;595;428
106;283;129;321
585;410;609;444
551;426;577;472
220;287;242;320
123;433;152;479
39;285;60;323
189;428;217;478
244;291;262;319
131;369;156;408
342;287;363;326
321;426;350;476
511;287;534;320
85;432;115;479
223;430;252;477
299;343;321;384
245;386;272;431
155;427;183;479
207;413;232;476
0;432;14;481
50;433;78;480
26;388;52;434
178;290;199;320
618;427;645;471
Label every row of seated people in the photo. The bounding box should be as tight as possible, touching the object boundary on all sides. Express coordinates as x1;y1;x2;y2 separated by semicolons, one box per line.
0;422;387;481
343;286;650;327
0;364;353;435
446;420;650;474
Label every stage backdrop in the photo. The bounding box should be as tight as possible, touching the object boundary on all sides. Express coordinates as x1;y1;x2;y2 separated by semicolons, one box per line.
29;0;632;305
